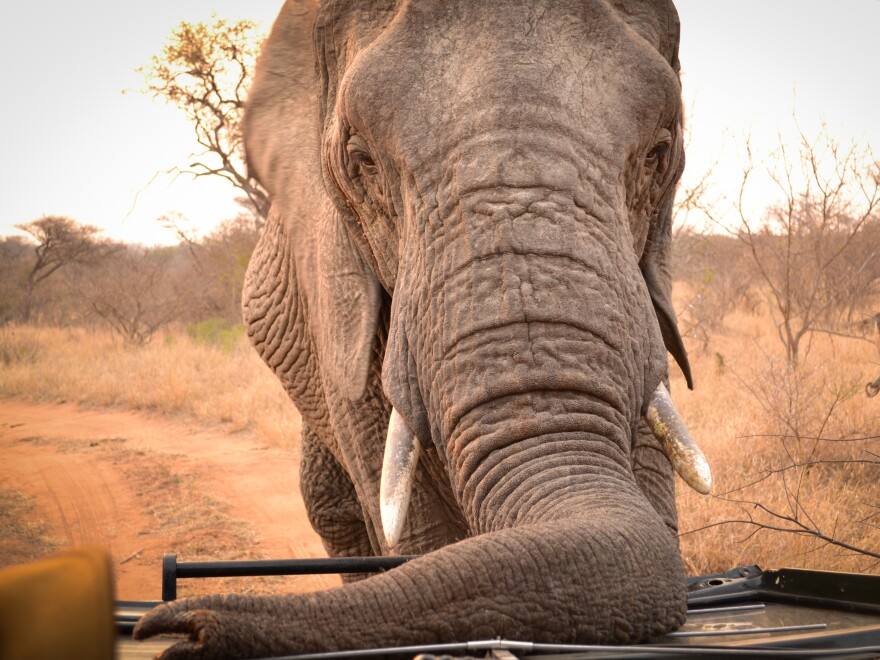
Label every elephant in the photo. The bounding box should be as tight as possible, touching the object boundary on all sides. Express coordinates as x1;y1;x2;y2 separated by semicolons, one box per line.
134;0;713;656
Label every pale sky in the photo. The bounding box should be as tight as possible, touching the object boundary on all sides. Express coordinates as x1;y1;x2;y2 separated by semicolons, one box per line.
1;1;878;245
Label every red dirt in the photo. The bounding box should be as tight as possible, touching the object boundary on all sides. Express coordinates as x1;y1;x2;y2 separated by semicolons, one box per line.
0;399;341;600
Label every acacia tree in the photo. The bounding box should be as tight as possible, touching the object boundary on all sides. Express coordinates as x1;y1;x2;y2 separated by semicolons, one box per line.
15;216;116;323
140;17;270;223
704;124;880;369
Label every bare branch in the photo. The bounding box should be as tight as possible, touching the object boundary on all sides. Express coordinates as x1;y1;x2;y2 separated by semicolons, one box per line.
139;16;270;225
680;517;880;561
714;122;880;368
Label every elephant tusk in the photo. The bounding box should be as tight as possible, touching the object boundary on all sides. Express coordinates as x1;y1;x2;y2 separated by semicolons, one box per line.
380;408;421;549
644;383;712;495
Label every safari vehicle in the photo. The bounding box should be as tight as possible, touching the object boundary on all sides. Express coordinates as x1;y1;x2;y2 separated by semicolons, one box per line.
116;555;880;659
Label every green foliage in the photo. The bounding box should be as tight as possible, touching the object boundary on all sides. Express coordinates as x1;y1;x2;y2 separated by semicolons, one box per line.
186;318;245;352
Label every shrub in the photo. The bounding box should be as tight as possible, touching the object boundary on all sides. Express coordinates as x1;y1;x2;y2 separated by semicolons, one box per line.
186;318;245;353
0;326;41;366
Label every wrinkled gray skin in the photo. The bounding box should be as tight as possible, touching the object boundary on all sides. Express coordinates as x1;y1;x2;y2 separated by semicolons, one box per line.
134;1;696;656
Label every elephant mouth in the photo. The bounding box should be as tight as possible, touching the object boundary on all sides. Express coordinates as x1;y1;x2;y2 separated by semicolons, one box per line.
380;382;711;547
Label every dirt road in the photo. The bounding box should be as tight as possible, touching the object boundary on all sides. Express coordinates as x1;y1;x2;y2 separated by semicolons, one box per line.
0;399;341;599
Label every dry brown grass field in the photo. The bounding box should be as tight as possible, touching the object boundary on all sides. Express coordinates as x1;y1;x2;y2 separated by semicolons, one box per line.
1;298;878;578
0;324;301;451
672;291;880;575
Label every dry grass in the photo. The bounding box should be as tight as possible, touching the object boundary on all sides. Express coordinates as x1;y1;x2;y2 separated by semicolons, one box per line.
0;489;63;567
0;324;301;451
2;307;878;576
673;298;880;575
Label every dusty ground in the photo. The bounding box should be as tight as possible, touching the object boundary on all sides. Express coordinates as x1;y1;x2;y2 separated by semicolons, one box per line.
0;399;342;600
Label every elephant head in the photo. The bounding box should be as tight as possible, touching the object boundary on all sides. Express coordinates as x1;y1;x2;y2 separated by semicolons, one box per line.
135;1;711;656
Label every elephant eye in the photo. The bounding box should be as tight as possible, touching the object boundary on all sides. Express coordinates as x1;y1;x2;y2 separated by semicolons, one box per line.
646;143;668;165
342;131;389;213
646;130;672;169
358;157;378;177
346;134;378;180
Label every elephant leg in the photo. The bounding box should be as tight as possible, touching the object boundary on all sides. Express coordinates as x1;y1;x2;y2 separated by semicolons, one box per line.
299;424;376;581
632;418;679;538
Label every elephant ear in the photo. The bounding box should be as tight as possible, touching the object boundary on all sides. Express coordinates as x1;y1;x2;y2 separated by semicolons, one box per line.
641;182;694;390
244;0;381;401
621;0;690;389
243;0;320;202
316;213;382;401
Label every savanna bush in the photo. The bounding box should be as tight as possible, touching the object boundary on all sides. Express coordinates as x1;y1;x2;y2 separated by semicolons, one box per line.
0;326;41;366
186;318;246;353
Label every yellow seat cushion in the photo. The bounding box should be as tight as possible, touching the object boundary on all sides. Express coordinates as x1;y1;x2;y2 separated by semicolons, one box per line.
0;546;114;660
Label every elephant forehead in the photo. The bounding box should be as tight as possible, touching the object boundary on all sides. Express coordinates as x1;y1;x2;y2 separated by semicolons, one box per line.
338;0;680;164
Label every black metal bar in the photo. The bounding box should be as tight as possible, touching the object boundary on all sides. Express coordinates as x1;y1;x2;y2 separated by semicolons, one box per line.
176;556;414;578
686;604;766;616
162;553;177;602
115;601;162;635
758;568;880;615
161;555;415;601
687;568;880;616
685;565;761;589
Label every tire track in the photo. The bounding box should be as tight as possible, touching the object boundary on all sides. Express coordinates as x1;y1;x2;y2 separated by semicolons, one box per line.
0;400;339;598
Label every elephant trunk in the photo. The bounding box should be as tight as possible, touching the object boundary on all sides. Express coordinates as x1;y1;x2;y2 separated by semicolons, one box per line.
375;184;687;640
386;185;664;506
140;492;686;651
